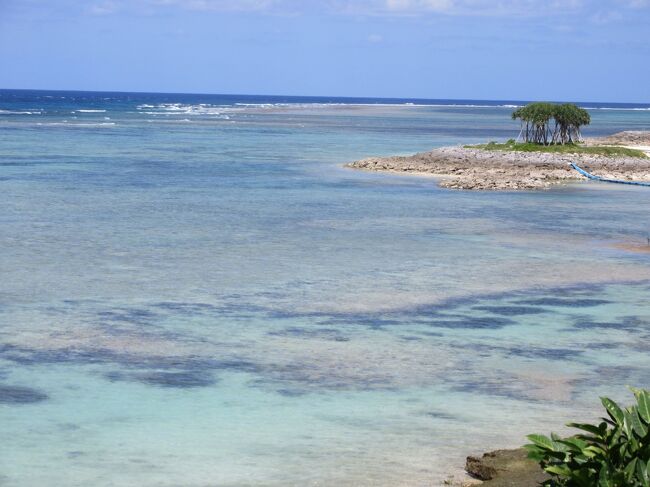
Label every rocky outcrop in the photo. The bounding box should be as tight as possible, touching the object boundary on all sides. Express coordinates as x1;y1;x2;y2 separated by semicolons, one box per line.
464;448;549;486
585;131;650;147
346;145;650;190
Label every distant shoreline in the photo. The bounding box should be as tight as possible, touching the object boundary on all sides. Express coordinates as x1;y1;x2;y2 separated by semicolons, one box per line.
346;131;650;191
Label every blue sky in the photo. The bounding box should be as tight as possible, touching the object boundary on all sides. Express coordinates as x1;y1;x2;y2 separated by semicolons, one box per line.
1;0;649;102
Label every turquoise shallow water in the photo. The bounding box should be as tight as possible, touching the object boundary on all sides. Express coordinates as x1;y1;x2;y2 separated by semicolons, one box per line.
1;90;650;486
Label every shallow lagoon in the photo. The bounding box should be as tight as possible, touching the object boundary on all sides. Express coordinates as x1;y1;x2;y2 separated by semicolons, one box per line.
1;91;650;485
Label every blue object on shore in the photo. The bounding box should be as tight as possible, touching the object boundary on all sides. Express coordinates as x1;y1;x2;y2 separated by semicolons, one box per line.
570;162;650;187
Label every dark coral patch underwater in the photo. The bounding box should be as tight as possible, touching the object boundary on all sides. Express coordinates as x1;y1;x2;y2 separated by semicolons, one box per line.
105;370;218;388
472;305;547;316
0;384;48;404
426;316;515;329
516;298;611;308
572;315;648;331
267;326;350;341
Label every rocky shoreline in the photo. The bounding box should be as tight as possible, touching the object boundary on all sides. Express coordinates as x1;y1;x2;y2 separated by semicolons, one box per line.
453;448;548;486
346;132;650;190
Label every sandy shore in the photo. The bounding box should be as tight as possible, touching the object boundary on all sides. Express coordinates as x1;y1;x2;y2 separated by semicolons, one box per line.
346;131;650;190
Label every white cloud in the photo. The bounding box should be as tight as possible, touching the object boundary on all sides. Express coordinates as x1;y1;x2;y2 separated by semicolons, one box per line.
87;1;117;15
386;0;454;12
385;0;411;10
421;0;454;11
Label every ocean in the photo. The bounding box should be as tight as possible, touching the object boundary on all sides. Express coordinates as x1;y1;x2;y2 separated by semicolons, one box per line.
1;89;650;486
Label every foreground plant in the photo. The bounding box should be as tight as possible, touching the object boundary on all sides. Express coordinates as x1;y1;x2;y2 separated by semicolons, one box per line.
525;388;650;486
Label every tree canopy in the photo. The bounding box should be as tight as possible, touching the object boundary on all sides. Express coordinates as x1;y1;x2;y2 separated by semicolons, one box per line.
512;102;591;145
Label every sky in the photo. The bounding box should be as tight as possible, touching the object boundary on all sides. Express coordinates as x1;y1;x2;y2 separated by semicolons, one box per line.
1;0;649;102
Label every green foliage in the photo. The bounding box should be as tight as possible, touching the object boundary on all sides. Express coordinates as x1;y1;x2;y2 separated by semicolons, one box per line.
552;104;591;145
512;102;556;145
512;102;556;125
464;141;648;158
511;102;591;145
525;388;650;486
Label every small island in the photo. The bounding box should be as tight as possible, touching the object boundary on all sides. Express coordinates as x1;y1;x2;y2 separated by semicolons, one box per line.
346;103;650;190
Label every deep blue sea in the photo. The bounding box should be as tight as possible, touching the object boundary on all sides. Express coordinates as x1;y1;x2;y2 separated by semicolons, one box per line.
1;89;650;486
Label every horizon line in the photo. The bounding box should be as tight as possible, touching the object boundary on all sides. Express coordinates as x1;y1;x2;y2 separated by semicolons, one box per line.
1;87;649;106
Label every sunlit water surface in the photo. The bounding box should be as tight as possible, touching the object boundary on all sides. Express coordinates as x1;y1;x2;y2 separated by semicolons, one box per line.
1;90;650;486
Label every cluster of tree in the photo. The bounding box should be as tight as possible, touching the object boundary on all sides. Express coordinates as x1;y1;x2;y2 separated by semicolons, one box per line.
512;102;591;145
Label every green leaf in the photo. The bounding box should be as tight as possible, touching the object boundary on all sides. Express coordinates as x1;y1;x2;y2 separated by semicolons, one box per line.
527;434;557;451
623;410;636;438
630;409;648;438
545;465;572;477
625;458;638;482
598;464;612;487
637;390;650;423
584;445;606;457
523;444;547;461
559;437;588;452
637;460;650;485
568;422;603;436
574;434;607;446
601;397;624;426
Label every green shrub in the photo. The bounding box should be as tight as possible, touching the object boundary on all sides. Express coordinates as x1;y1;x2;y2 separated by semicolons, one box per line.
525;388;650;486
464;142;647;158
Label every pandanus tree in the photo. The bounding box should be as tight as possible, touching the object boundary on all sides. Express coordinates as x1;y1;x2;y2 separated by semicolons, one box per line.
512;102;555;145
551;103;591;145
513;102;590;145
